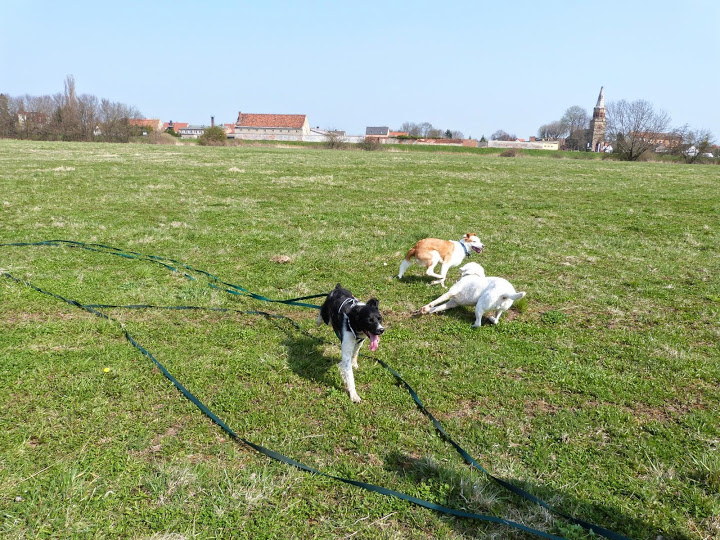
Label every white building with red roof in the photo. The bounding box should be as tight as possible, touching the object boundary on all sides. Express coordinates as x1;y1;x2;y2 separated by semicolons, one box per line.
232;112;311;141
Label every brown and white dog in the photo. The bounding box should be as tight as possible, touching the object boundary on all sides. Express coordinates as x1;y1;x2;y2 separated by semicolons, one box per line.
397;233;484;286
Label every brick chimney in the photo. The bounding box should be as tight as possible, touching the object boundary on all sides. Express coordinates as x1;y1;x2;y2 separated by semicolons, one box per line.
211;116;215;127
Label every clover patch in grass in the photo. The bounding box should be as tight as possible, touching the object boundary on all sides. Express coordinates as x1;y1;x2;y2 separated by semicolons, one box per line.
540;310;568;324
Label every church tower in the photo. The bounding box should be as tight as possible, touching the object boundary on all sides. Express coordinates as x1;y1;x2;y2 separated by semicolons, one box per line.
589;87;606;152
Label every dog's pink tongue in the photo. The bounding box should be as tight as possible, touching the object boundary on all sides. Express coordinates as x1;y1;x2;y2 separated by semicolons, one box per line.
368;334;380;352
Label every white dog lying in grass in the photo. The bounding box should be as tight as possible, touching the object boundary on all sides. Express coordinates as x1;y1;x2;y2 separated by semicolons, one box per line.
420;262;525;326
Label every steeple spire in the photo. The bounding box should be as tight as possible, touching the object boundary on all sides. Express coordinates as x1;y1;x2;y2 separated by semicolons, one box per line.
595;86;605;109
589;87;607;152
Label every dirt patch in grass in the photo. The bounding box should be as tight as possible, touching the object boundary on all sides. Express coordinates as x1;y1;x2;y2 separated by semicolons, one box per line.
269;254;292;264
516;394;709;425
130;423;185;460
438;398;498;424
625;396;709;423
523;398;562;417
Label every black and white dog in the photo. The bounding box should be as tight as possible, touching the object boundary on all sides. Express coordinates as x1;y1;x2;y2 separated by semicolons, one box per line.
317;284;385;403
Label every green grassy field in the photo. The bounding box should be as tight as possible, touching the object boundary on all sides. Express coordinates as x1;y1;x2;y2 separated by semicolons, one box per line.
1;139;718;539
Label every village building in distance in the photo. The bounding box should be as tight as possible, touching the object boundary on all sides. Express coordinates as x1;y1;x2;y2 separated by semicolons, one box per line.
486;138;560;151
231;112;310;141
159;87;619;151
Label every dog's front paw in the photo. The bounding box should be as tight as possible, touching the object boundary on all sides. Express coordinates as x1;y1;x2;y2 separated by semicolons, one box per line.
420;304;431;314
350;393;362;403
487;316;498;325
472;321;482;328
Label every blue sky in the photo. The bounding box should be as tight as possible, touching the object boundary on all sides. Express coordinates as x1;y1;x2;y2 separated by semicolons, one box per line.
2;1;718;139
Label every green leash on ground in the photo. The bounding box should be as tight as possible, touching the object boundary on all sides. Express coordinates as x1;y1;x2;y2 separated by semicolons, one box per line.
1;240;630;540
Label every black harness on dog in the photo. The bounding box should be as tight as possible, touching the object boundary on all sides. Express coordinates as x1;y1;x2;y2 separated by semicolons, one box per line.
336;297;364;343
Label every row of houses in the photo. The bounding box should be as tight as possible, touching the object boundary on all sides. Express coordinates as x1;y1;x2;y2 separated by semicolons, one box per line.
14;108;715;155
136;113;715;156
131;115;493;149
147;113;481;147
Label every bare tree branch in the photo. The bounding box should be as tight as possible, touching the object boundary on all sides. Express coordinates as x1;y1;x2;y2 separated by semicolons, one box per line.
606;99;671;160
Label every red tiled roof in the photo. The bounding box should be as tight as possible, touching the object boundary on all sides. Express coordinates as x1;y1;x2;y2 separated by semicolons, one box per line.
236;112;307;129
163;122;189;130
129;119;161;127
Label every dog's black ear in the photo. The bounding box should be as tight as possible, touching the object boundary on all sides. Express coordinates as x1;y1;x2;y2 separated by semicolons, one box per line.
366;298;379;308
335;283;343;289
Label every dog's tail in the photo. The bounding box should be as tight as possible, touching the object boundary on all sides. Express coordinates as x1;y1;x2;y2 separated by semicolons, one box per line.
504;291;526;301
398;247;416;279
403;246;417;262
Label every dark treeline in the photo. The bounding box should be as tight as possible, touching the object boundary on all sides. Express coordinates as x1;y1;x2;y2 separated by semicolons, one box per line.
0;75;143;143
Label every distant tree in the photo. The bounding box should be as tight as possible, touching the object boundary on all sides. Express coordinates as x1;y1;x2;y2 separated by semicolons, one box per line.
77;94;99;140
15;94;54;139
440;129;464;139
667;125;715;163
606;99;672;161
43;75;102;141
197;125;227;146
565;129;591;151
402;122;422;137
418;122;433;137
3;76;142;143
358;137;383;151
491;130;516;141
560;105;589;136
50;75;83;141
97;98;141;142
0;94;16;138
400;121;416;135
399;121;440;138
479;135;487;142
537;121;566;140
323;129;346;149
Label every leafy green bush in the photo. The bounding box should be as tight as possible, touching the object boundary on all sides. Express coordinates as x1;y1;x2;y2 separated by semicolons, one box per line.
197;126;227;146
